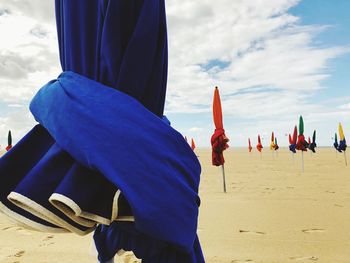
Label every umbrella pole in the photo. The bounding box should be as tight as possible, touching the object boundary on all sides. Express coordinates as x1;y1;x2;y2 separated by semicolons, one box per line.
293;153;295;164
221;164;227;193
301;151;304;173
344;152;348;166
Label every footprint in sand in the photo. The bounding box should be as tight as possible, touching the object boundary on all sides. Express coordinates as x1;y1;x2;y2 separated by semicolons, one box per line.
335;204;344;207
39;242;55;247
43;235;54;241
8;250;25;258
239;229;266;235
326;191;335;194
301;229;325;234
231;260;254;263
2;226;20;231
2;226;31;235
290;256;318;261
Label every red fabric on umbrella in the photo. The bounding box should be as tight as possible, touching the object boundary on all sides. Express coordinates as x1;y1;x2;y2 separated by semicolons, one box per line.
248;138;252;152
211;87;229;166
292;126;297;144
256;134;263;152
296;134;308;151
191;138;196;151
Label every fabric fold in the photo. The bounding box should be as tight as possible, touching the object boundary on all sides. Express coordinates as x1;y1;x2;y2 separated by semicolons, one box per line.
29;71;201;251
0;125;134;234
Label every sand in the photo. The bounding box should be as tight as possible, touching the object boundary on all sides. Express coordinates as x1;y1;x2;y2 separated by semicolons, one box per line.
0;147;349;263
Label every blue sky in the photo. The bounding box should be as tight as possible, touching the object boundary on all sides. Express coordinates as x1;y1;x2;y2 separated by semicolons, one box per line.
0;0;349;149
290;0;350;102
165;0;350;147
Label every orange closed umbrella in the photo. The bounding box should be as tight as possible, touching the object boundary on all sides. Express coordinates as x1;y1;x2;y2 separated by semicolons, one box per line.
211;86;229;192
256;134;263;152
191;138;196;151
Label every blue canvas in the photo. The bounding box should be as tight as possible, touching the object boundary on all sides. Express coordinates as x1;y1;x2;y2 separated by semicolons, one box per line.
0;0;204;261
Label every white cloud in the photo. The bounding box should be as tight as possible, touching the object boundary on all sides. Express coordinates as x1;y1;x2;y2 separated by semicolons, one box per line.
0;0;349;147
189;127;203;132
165;0;349;123
339;103;350;110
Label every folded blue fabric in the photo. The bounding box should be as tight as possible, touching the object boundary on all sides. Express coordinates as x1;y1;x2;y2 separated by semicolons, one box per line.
94;222;204;263
30;71;201;252
289;144;296;153
338;139;347;152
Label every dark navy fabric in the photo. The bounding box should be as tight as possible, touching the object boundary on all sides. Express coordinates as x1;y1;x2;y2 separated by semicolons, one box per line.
289;144;296;154
94;222;204;263
334;137;339;151
338;139;347;152
55;0;168;116
0;125;62;229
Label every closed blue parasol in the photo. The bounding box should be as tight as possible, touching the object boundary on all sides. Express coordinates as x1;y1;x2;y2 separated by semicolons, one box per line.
0;0;203;262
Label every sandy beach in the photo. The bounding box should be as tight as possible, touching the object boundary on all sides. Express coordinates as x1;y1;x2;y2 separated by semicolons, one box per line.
1;147;350;263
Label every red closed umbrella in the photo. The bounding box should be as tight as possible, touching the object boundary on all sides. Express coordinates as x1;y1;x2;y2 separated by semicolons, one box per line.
211;87;229;192
191;138;196;151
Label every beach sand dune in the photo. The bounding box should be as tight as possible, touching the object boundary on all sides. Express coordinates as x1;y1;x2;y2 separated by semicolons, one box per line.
1;148;349;262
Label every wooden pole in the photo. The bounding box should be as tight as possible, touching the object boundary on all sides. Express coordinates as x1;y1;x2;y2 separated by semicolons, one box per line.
301;151;304;173
221;164;226;193
344;152;348;166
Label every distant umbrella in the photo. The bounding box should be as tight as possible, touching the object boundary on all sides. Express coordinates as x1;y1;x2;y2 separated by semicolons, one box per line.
338;123;347;166
296;116;309;152
308;130;317;153
191;138;196;151
274;137;279;151
5;130;12;151
211;87;229;193
296;116;308;172
270;132;276;150
256;134;263;152
338;123;347;152
333;133;339;150
289;126;297;153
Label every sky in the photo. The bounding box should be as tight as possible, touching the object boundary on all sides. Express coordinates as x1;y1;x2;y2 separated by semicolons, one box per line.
0;0;349;148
